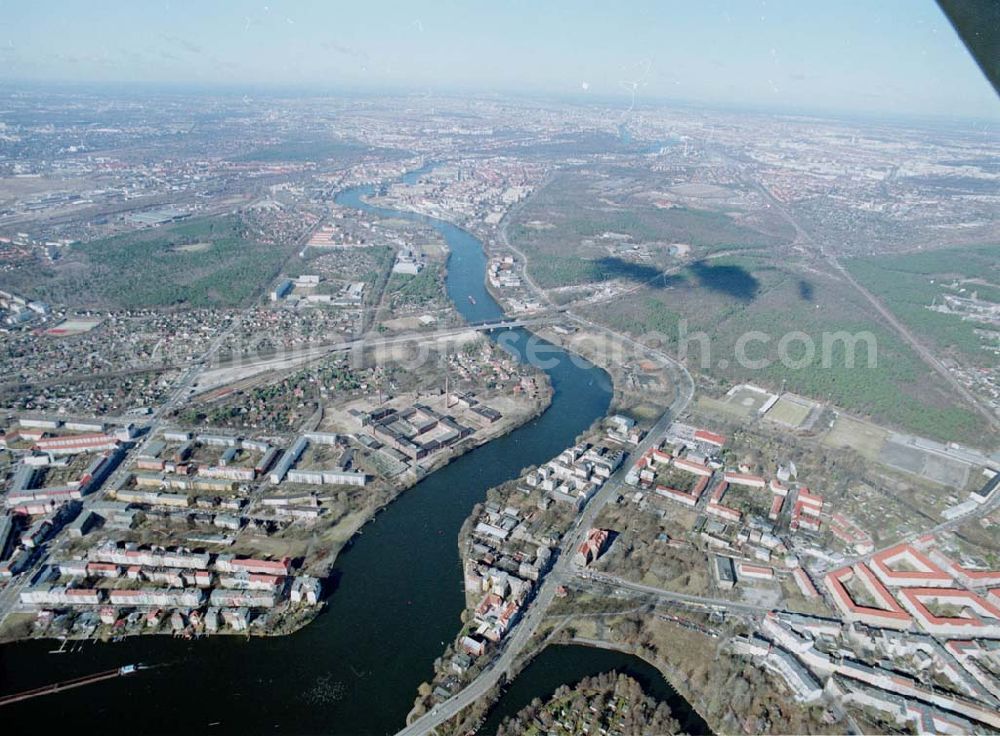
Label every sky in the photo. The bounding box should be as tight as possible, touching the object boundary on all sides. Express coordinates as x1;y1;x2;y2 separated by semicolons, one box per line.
1;0;997;120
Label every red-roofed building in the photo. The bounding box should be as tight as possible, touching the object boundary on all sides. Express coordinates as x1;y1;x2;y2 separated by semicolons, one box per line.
6;486;81;510
34;433;119;455
573;528;610;566
247;573;284;591
229;557;291;576
655;485;697;507
793;567;819;598
768;494;785;521
649;449;672;466
694;429;726;447
708;481;726;503
704;480;742;522
724;471;766;489
674;457;712;477
928;551;1000;589
692;475;710;497
790;489;824;533
897;588;1000;638
86;562;121;579
870;543;953;588
796;488;824;512
736;562;774;580
654;475;709;508
707;502;742;523
824;564;912;630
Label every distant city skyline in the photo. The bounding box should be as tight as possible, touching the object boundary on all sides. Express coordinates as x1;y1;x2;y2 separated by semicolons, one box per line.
1;0;998;120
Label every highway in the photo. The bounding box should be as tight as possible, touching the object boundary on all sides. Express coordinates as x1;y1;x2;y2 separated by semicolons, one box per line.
396;350;694;736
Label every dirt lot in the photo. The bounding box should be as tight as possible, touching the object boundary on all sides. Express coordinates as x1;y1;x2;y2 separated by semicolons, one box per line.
820;414;888;460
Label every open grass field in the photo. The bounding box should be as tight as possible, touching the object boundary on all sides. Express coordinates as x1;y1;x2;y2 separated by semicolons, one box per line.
725;384;775;414
697;385;774;420
695;395;746;419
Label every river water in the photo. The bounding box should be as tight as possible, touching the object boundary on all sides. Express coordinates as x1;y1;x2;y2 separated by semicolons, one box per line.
478;644;708;736
0;175;625;734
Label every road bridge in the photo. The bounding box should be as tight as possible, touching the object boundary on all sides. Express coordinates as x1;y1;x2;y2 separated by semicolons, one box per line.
395;355;694;736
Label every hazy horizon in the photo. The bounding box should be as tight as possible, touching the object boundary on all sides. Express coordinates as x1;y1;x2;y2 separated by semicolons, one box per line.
1;0;998;121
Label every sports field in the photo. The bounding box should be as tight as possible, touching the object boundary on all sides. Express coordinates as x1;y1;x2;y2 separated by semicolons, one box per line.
763;395;814;428
698;384;776;419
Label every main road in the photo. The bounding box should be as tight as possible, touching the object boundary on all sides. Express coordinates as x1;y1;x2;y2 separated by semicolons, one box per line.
396;351;694;736
0;303;251;630
567;570;772;616
0;206;314;626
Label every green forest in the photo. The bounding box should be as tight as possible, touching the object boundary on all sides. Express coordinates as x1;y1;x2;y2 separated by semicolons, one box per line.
845;244;999;368
13;215;290;309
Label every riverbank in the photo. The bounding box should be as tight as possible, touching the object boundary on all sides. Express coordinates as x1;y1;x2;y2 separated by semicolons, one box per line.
300;375;554;579
0;169;614;736
420;592;718;735
479;280;684;425
389;191;705;732
0;373;554;647
536;601;833;735
486;641;707;736
409;635;708;736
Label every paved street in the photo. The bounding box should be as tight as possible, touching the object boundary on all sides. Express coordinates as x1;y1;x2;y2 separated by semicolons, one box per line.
568;570;772;616
396;349;694;736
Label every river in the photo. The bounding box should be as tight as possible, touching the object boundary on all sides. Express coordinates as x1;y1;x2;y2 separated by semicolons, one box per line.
477;644;708;736
0;173;701;735
0;172;606;734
